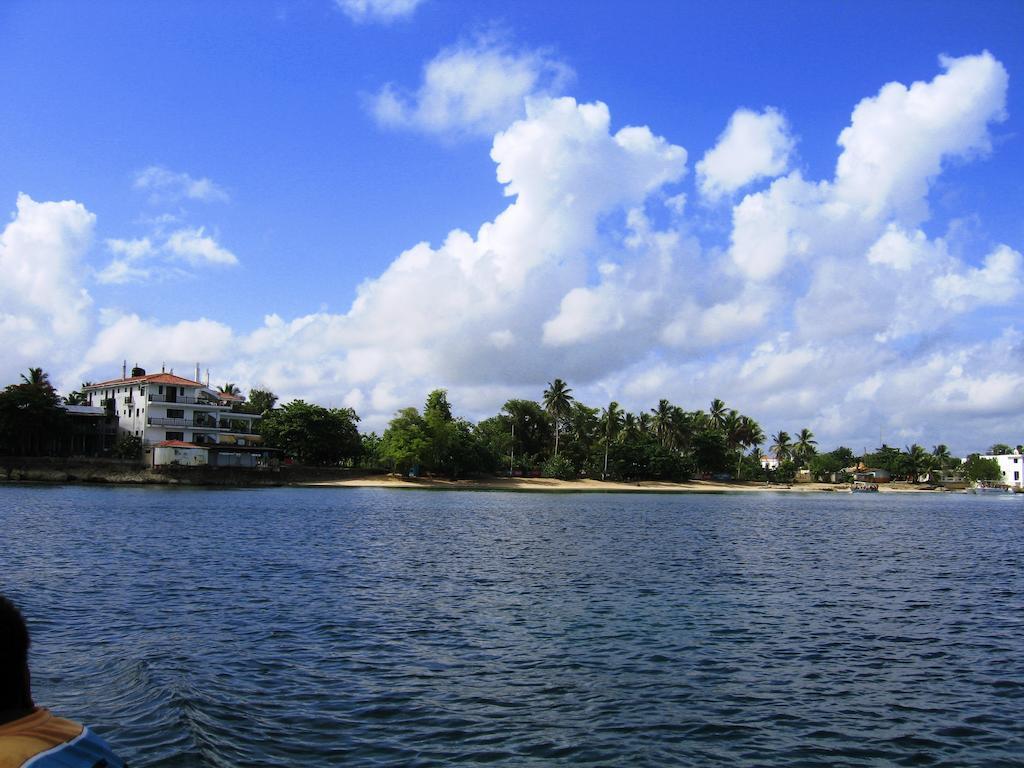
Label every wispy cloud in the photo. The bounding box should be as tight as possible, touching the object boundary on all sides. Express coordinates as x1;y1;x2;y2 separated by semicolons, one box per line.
165;227;238;266
133;165;229;204
335;0;425;24
96;228;237;285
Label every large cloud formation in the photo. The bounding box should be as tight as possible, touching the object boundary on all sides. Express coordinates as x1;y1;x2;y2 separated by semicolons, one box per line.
2;51;1020;453
0;194;95;375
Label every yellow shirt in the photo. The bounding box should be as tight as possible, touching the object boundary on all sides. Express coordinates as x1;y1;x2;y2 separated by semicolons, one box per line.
0;708;123;767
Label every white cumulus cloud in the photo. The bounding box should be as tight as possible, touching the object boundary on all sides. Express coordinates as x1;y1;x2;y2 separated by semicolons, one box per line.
0;194;95;383
371;38;573;136
696;107;794;201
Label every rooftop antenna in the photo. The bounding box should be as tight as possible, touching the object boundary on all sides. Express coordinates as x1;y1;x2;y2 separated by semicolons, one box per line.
161;362;165;373
205;368;210;386
195;362;201;383
122;360;127;379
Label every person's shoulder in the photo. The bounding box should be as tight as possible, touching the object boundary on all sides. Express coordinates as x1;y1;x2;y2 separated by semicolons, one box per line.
0;709;125;768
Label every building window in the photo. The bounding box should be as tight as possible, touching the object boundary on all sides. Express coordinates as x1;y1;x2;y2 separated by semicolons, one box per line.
158;386;164;394
179;387;185;395
1016;471;1020;481
166;431;184;441
167;408;184;419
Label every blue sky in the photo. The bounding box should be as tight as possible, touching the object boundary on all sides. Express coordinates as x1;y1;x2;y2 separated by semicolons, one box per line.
2;1;1023;453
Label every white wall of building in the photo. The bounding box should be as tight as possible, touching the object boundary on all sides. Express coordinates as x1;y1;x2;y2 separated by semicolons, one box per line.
992;451;1024;489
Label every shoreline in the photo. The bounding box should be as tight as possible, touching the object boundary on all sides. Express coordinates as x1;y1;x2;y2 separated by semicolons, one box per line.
0;462;954;493
298;475;946;494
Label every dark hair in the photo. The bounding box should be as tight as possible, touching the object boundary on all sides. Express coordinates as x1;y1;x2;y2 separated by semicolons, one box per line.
0;595;33;710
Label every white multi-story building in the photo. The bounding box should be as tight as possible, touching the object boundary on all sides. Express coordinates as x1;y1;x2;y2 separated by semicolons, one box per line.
84;366;266;466
990;450;1024;489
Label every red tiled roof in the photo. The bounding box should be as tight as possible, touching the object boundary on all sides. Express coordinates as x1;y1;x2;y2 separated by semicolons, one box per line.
156;440;205;449
87;373;205;388
216;390;244;401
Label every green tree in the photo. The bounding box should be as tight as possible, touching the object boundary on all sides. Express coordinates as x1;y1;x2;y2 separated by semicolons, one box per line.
0;369;68;456
900;444;932;482
989;443;1013;455
542;378;574;456
247;388;278;414
112;434;142;460
601;401;624;479
770;431;792;463
690;429;730;474
793;428;817;466
931;444;953;470
20;368;52;389
420;389;482;478
864;444;903;474
807;446;856;481
502;399;551;470
259;400;361;465
379;407;429;474
709;398;728;431
651;399;674;448
962;454;1002;483
359;432;383;468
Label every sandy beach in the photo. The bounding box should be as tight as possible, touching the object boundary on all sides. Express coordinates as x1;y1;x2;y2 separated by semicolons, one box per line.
299;475;942;493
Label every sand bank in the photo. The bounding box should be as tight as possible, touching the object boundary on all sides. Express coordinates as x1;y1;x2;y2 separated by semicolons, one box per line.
299;475;942;493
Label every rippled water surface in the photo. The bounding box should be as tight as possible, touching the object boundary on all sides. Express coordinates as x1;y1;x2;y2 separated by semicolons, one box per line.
2;486;1023;766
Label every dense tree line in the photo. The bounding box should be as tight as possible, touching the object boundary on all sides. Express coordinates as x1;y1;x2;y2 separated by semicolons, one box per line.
368;383;813;482
2;368;1019;486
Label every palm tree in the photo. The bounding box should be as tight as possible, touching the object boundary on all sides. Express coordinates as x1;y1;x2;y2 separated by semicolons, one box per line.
651;399;674;448
20;367;52;391
709;398;728;430
542;378;574;456
903;444;931;483
621;412;641;443
794;428;817;466
931;444;952;471
64;391;87;406
220;382;241;396
667;406;698;454
770;430;792;463
723;410;742;450
637;411;652;435
743;418;765;453
601;401;624;480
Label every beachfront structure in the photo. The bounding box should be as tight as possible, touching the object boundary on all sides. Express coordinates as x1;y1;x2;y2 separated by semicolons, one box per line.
989;450;1024;489
760;452;780;471
83;366;267;466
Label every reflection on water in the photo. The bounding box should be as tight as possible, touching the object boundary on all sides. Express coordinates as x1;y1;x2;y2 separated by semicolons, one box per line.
2;486;1022;766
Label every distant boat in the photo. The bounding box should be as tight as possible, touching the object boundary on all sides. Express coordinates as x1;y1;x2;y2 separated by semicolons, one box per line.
850;481;878;493
970;483;1011;494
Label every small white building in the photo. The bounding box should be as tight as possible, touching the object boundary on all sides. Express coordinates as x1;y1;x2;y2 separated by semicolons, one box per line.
760;452;780;471
153;440;208;467
990;450;1024;489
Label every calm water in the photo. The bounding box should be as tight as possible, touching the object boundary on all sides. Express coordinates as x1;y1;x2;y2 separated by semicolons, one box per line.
2;486;1022;766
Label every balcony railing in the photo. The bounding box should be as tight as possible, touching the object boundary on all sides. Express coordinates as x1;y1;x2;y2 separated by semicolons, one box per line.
148;393;228;407
147;416;256;434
